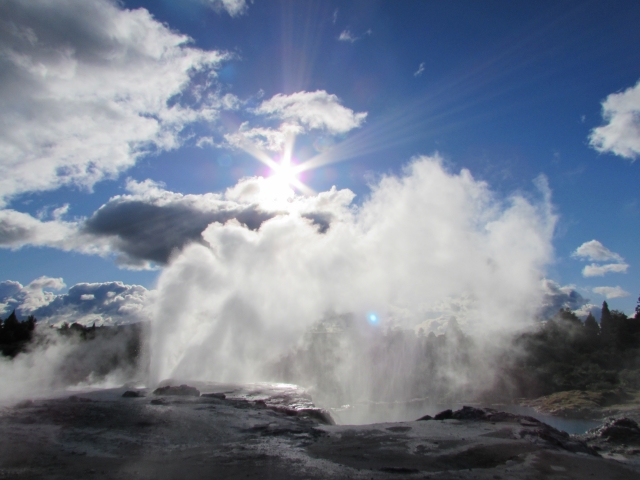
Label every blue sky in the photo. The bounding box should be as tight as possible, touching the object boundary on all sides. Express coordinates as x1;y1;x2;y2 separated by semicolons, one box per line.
1;0;639;326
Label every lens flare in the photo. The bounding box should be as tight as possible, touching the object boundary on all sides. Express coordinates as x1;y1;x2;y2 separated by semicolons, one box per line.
234;130;315;197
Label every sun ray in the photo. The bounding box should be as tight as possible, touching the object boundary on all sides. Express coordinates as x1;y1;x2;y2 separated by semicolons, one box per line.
235;138;281;171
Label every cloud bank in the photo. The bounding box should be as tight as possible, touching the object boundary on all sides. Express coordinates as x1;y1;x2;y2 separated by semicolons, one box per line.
0;276;152;326
0;0;227;205
590;79;640;160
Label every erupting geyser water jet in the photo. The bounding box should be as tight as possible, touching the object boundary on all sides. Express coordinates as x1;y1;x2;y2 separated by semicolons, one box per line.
148;156;556;421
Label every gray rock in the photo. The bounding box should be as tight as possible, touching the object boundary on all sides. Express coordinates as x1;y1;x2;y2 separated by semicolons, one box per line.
584;417;640;444
152;384;200;397
122;390;144;398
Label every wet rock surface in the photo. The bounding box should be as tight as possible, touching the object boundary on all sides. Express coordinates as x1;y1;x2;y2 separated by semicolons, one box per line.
585;417;640;443
577;417;640;461
1;389;639;479
421;406;597;456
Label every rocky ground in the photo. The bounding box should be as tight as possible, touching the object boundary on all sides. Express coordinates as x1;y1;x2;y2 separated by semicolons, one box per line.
1;384;639;479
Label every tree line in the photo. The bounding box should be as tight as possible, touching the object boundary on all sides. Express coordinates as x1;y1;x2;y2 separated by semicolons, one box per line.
505;299;640;397
3;296;639;402
271;297;640;405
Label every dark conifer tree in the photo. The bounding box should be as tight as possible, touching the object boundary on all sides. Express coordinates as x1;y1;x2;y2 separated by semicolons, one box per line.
2;311;20;344
600;301;613;341
0;311;38;357
584;312;600;340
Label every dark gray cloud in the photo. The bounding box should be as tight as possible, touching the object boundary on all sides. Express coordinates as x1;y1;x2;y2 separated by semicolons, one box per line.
0;178;343;269
83;197;277;266
301;212;333;233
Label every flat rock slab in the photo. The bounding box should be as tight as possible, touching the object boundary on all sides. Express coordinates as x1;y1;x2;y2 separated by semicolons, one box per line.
1;389;639;479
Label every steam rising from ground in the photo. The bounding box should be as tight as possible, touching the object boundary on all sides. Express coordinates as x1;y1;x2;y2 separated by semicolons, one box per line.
0;324;145;403
149;156;556;405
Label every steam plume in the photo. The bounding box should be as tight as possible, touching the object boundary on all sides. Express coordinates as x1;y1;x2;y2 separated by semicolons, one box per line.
149;156;556;405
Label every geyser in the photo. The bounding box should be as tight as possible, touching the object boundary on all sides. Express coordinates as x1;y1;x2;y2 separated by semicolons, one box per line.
148;156;556;416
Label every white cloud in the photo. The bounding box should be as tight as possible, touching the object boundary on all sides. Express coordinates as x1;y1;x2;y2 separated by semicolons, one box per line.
0;276;66;316
592;286;631;299
414;62;425;77
338;29;371;43
0;209;77;248
573;239;628;277
225;122;303;152
0;207;113;259
205;0;249;17
254;90;367;135
583;263;629;277
338;30;357;43
148;155;557;384
589;79;640;160
0;0;227;205
573;239;624;262
226;90;367;155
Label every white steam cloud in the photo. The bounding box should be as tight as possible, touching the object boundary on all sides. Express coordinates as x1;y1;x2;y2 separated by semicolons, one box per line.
149;156;557;395
0;277;150;402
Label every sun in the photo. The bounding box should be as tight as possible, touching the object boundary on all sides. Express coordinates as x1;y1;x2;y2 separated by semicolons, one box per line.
271;158;298;186
235;131;315;198
265;159;299;200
